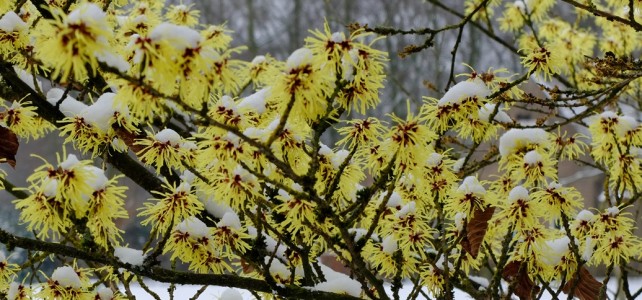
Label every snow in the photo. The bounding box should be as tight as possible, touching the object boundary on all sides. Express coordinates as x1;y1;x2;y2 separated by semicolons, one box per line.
14;66;42;92
46;88;87;117
238;88;270;114
606;206;619;216
457;176;486;196
96;51;130;73
155;128;182;145
576;209;595;222
285;48;313;71
266;257;290;278
348;228;369;242
7;282;21;300
381;235;398;255
66;3;106;27
51;266;82;289
60;154;81;170
312;263;361;298
395;201;416;218
426;152;443;167
453;157;465;172
498;128;549;156
114;247;145;266
220;288;243;300
438;79;490;106
96;286;114;300
42;179;58;197
382;191;403;208
0;11;27;32
251;55;266;65
201;196;234;219
85;166;109;191
331;149;350;168
150;23;202;51
218;211;242;230
478;103;512;123
318;143;333;157
175;217;210;238
507;186;529;203
454;212;466;232
331;32;346;42
542;236;570;266
82;93;118;132
616;115;637;137
523;150;542;165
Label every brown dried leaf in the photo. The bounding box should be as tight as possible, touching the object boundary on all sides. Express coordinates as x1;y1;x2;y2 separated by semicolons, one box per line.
562;266;602;300
0;126;18;168
502;260;540;300
461;205;495;258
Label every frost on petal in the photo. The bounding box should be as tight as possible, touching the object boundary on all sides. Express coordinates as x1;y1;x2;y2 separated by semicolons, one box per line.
438;79;490;106
286;48;313;71
114;247;145;266
51;266;82;289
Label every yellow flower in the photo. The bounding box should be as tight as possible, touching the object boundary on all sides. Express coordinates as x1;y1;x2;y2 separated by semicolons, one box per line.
421;78;490;133
337;117;386;150
34;3;118;82
14;189;70;238
135;128;189;173
139;181;204;237
37;266;92;300
0;11;29;67
520;42;564;81
0;251;19;291
247;55;282;88
165;4;199;27
0;100;53;140
267;47;334;122
386;111;436;170
531;182;583;222
86;175;128;249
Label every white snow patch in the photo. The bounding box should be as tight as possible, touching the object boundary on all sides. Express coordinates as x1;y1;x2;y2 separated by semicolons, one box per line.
331;149;350;169
114;247;145;266
14;66;42;92
395;201;416;219
479;103;512;123
155;128;181;145
381;235;398;255
97;286;114;300
286;48;313;71
150;23;202;51
438;79;490;106
218;211;242;230
220;288;243;300
457;176;486;196
0;11;27;32
542;236;570;266
51;266;82;289
238;88;269;114
498;128;549;156
60;154;81;170
507;186;529;203
175;217;210;238
85;166;109;191
523;150;542;165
